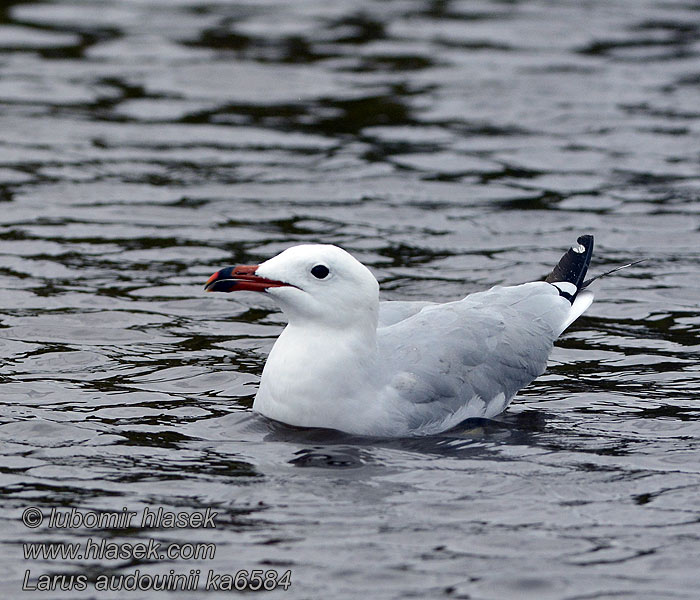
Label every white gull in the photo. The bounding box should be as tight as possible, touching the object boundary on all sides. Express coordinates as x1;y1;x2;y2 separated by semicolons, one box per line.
205;236;595;437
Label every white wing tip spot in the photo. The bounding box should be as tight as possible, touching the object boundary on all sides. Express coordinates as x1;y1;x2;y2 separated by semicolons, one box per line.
572;244;586;254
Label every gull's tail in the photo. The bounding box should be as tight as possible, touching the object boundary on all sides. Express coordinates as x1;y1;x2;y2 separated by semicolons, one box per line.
546;234;595;332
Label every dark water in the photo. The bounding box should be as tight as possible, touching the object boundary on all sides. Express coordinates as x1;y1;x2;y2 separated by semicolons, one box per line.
1;0;699;598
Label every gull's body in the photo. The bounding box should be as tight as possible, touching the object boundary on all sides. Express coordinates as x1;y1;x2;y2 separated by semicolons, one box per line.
205;237;595;437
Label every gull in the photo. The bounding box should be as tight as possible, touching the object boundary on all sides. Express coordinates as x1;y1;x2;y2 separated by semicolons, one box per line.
205;236;596;437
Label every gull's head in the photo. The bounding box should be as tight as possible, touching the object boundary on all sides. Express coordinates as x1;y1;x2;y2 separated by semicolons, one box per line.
205;244;379;329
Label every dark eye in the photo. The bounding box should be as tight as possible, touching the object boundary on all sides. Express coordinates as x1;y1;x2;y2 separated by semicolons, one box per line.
311;264;330;279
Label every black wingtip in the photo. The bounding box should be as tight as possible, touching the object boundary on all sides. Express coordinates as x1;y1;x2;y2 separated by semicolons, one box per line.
545;235;594;302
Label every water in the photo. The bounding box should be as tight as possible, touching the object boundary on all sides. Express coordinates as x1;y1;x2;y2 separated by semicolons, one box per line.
1;0;699;598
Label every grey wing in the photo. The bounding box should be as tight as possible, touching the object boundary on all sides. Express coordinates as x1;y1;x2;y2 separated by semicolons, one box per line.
377;283;569;432
378;300;437;327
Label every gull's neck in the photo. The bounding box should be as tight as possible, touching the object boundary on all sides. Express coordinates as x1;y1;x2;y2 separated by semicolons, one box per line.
253;312;381;431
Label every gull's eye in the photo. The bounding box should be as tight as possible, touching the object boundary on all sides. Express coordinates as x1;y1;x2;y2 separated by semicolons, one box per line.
311;264;330;279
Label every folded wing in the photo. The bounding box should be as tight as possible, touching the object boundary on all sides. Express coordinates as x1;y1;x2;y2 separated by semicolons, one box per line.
377;282;570;433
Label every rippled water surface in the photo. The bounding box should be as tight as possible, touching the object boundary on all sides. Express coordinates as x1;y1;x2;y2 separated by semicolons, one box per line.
1;0;699;598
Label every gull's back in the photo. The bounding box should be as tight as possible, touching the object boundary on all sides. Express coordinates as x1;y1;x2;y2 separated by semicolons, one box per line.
378;300;436;327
